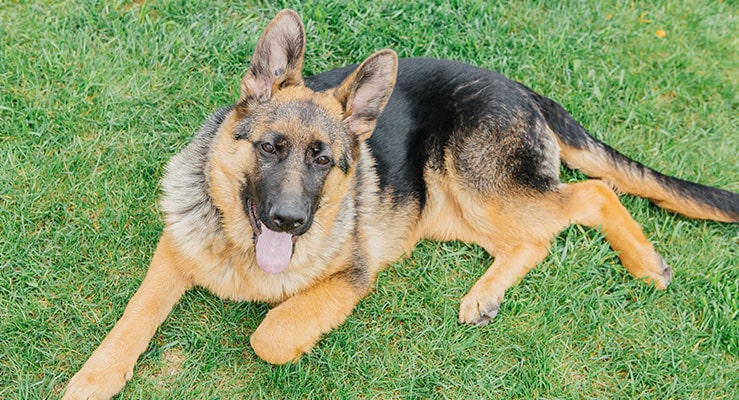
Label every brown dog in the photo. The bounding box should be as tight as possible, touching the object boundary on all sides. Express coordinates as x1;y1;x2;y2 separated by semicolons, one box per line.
64;9;738;399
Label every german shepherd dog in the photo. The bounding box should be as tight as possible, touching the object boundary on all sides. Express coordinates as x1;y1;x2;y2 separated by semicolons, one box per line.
65;9;738;399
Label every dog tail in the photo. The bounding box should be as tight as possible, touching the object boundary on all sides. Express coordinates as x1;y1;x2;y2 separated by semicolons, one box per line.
536;94;739;223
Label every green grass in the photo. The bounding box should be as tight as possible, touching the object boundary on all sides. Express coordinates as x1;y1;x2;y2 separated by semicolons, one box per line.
1;0;737;398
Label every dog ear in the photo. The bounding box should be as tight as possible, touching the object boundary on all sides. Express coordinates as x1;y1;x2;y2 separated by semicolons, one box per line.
240;9;305;102
335;49;398;140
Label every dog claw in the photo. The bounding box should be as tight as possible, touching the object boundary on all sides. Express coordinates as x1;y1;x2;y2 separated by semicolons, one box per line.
654;255;672;289
459;293;500;326
660;257;672;287
474;303;499;327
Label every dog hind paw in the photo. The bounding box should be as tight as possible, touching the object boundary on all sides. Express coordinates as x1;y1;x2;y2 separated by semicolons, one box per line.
635;253;673;290
652;255;672;290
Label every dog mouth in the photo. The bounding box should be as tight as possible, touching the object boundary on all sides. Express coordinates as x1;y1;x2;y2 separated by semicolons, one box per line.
245;198;298;275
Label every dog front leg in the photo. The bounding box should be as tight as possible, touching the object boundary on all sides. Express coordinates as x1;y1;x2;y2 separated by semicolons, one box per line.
250;275;365;364
64;232;192;400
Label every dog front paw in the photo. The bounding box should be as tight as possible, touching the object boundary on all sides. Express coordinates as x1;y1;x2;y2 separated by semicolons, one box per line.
63;360;132;400
250;315;316;365
459;290;502;327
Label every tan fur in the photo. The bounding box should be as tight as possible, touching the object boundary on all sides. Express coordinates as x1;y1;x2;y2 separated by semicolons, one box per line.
64;9;726;399
64;9;407;397
250;276;362;364
411;155;670;325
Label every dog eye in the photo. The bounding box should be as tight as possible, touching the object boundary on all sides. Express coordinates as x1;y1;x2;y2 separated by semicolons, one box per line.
315;155;331;165
260;143;276;154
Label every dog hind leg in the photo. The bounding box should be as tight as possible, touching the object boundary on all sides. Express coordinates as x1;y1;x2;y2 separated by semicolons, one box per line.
561;179;672;289
458;179;671;326
459;242;550;326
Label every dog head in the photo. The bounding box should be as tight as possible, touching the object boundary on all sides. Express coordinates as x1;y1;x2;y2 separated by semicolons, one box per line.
208;10;397;274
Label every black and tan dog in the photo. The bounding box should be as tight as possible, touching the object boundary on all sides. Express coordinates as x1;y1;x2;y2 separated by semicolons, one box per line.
65;10;738;399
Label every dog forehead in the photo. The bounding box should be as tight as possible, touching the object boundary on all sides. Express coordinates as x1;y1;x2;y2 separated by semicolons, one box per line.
259;90;344;142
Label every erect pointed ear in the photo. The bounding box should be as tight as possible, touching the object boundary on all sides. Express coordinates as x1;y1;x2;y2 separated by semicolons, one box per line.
335;49;398;140
240;9;305;102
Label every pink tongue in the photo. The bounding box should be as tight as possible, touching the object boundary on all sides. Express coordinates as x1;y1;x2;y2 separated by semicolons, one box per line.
255;226;294;274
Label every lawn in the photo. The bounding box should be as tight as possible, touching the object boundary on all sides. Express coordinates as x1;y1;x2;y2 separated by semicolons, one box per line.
1;0;737;398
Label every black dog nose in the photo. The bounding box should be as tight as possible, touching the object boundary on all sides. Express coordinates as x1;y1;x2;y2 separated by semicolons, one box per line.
270;207;307;231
